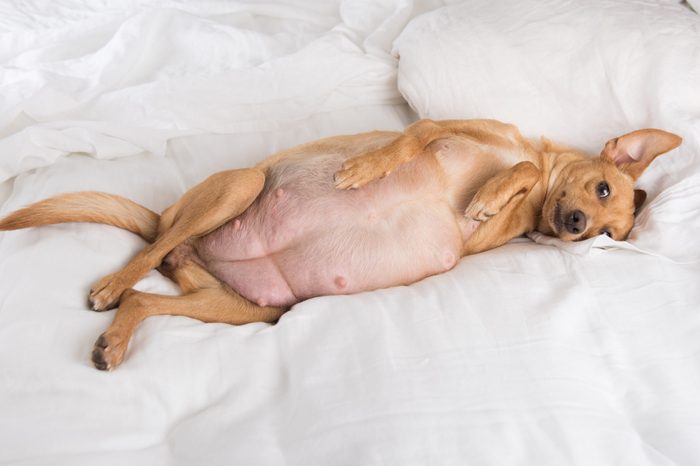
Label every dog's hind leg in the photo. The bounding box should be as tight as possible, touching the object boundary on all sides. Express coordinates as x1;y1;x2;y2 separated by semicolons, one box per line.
88;168;265;311
91;267;286;370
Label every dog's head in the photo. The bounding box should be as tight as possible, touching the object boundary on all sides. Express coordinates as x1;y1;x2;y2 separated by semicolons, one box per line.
540;129;682;241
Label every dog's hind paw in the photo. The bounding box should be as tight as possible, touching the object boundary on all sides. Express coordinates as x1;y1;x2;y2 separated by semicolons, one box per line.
88;273;128;311
91;332;128;371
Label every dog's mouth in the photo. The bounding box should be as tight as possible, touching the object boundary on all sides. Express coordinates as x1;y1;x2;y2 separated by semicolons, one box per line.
551;202;563;236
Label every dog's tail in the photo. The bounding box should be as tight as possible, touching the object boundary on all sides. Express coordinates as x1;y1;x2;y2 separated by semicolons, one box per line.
0;192;159;243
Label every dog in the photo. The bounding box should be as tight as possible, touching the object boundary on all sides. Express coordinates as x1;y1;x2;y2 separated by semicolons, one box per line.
0;119;681;370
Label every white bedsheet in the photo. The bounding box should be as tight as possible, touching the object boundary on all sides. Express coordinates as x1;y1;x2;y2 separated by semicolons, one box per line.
1;1;700;465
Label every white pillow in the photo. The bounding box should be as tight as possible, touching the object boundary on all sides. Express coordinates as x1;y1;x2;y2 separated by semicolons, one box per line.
394;0;700;261
395;0;700;158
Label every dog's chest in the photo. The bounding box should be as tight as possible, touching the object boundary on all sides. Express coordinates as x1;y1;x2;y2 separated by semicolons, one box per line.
194;152;475;307
429;136;520;209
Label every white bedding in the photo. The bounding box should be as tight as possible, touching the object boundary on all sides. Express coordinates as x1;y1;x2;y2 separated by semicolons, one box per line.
1;1;700;465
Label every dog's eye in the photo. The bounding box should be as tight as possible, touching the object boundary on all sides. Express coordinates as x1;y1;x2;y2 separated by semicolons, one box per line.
601;229;612;238
596;181;610;199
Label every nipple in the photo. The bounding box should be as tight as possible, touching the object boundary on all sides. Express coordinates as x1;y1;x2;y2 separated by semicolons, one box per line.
436;142;451;159
334;276;347;290
275;188;284;198
257;298;268;308
233;219;242;231
442;251;457;270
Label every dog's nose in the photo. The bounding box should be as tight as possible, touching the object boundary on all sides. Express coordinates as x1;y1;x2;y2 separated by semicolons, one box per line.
564;209;586;235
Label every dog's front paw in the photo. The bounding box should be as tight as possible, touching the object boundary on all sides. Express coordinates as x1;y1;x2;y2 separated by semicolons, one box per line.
88;273;128;311
464;197;500;222
334;154;392;190
465;188;528;222
91;331;128;371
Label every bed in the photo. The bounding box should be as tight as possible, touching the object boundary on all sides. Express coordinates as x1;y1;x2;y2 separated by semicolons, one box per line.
1;0;699;464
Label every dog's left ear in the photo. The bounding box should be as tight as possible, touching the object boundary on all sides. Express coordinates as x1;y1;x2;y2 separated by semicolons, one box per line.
634;189;647;214
600;129;682;181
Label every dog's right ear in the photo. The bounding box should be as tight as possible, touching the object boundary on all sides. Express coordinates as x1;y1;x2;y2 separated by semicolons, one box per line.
600;129;682;181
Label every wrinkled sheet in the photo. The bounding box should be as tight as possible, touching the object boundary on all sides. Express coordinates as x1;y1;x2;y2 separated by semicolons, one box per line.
1;1;700;465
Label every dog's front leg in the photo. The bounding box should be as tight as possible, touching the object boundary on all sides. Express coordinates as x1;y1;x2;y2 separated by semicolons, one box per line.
334;119;524;190
334;119;451;189
464;162;541;221
462;162;542;255
334;134;423;189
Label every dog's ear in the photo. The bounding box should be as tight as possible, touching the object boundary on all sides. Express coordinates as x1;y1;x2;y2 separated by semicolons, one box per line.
600;129;682;180
634;189;647;214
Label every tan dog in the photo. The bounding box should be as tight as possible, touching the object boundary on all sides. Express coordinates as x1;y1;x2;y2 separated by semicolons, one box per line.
0;119;681;370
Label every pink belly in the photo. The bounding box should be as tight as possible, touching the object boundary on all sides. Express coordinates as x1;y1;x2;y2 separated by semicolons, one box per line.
193;153;470;307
